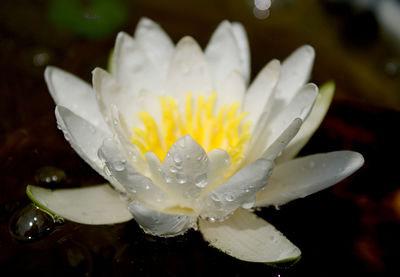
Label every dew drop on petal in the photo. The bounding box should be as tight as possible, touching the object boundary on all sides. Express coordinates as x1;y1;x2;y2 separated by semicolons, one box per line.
9;204;54;241
194;173;208;188
241;198;256;209
176;172;187;184
178;139;185;148
210;193;220;202
173;153;183;165
224;193;235;202
169;166;178;173
111;160;126;172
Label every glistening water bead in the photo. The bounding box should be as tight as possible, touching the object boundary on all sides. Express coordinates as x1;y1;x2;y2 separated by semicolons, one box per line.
9;204;54;241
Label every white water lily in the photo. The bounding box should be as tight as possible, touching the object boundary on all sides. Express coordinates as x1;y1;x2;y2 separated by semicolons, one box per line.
27;18;364;263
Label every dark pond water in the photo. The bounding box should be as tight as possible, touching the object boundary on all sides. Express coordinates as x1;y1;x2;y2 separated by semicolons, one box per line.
1;0;399;276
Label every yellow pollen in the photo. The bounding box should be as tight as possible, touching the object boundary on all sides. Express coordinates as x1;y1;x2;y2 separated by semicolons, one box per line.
130;93;251;165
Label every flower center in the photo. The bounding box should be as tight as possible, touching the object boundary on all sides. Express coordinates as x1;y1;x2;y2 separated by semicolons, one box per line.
130;93;251;165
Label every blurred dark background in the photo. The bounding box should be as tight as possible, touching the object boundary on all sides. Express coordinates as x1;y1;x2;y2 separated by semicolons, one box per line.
1;0;399;276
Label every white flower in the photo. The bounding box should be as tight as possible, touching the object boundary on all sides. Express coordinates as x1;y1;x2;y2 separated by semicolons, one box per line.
27;18;364;263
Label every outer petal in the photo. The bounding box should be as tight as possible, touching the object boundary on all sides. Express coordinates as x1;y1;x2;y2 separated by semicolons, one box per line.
232;22;251;84
44;66;110;134
200;159;273;220
113;32;162;94
199;208;301;263
55;106;112;183
203;149;232;193
134;17;174;81
243;59;280;127
160;135;209;208
274;45;315;108
128;202;197;237
255;151;364;207
205;21;243;88
165;36;213;108
27;184;133;225
276;81;335;163
98;138;174;209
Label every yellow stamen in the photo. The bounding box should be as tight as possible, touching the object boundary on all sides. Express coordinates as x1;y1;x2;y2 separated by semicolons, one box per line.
131;93;251;166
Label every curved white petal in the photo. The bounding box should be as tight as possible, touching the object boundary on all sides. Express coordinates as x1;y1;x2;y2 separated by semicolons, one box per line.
45;66;110;134
199;208;301;263
204;149;232;193
134;17;174;81
205;21;243;88
274;45;315;107
255;151;365;208
243;59;280;127
215;70;246;112
113;32;162;94
128;202;197;237
165;36;213;105
200;159;273;220
265;83;318;149
232;22;251;84
55;105;112;183
92;67;140;128
276;81;335;163
98;138;174;209
160;135;210;208
27;184;133;225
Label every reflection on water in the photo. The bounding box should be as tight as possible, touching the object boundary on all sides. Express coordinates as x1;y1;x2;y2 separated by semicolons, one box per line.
0;0;399;276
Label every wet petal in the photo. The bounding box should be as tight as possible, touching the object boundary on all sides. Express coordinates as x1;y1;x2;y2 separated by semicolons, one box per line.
255;151;364;207
205;21;243;88
199;208;301;263
161;135;209;208
55;106;112;183
98;138;174;209
27;184;132;225
45;66;110;134
200;159;273;220
128;202;197;237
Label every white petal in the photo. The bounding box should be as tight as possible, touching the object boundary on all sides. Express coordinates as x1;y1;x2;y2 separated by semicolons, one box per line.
109;104;146;173
161;135;209;208
215;70;246;112
128;202;197;237
55;105;112;183
27;184;133;225
205;21;243;88
113;32;162;94
232;22;251;84
261;118;303;161
200;159;273;220
134;17;174;81
165;36;213;108
276;81;335;163
243;59;280;126
265;83;318;149
274;45;315;107
92;67;139;128
255;151;364;207
44;66;110;134
204;149;232;193
98;138;174;209
199;208;301;263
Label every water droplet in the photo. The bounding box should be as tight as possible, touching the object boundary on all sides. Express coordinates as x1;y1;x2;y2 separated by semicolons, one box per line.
194;173;208;188
197;154;204;161
241;198;255;209
224;193;235;202
113;119;119;126
35;166;66;188
111;160;126;172
185;154;190;159
169;166;178;173
63;132;70;141
162;172;172;183
207;217;216;223
145;184;150;190
309;161;315;169
176;172;187;184
178;139;185;148
185;187;201;198
9;204;54;241
173;153;183;165
210;193;220;202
